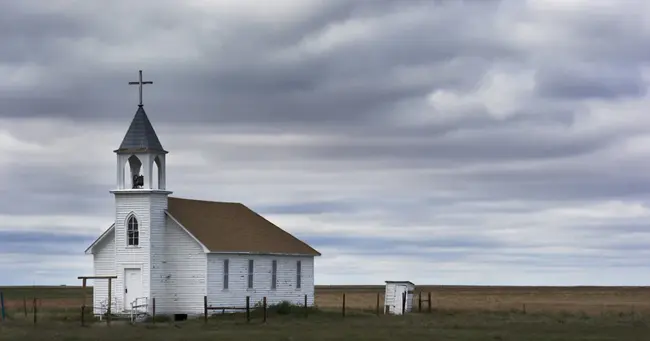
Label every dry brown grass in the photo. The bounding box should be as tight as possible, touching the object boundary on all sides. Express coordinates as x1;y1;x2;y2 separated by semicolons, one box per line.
315;285;650;316
2;285;650;317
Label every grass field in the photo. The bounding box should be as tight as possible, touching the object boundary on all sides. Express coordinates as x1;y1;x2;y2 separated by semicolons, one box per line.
0;285;649;340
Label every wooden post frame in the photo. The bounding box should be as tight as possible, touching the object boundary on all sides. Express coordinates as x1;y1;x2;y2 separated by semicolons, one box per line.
77;275;117;326
376;292;380;316
304;294;308;318
0;291;5;322
246;296;250;323
263;297;267;323
204;296;208;323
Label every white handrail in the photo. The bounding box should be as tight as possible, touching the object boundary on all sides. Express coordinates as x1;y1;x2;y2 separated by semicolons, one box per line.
129;297;149;323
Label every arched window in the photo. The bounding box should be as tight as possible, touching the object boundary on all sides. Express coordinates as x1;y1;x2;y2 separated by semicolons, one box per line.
127;215;139;246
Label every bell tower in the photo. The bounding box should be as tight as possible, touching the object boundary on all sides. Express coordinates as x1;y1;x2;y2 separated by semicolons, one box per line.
113;70;169;192
113;105;168;191
110;70;171;312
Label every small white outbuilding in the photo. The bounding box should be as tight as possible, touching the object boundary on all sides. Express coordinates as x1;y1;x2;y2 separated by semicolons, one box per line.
383;281;415;315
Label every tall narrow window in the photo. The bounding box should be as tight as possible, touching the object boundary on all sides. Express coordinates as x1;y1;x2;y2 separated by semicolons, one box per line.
127;215;139;246
247;259;254;289
271;260;277;289
223;259;229;290
296;260;301;289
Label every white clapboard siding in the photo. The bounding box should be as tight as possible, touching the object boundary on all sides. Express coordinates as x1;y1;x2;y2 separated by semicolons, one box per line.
113;192;168;311
92;229;116;314
150;216;207;315
148;193;172;315
206;254;315;310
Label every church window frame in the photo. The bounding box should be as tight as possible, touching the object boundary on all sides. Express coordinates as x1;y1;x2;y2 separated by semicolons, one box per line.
296;260;301;289
247;259;254;289
126;214;140;247
223;259;229;290
271;259;277;290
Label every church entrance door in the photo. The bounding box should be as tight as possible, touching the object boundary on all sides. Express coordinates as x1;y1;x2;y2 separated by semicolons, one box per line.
124;268;143;310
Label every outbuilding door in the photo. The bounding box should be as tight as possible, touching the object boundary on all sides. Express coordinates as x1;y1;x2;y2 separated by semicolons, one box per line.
393;284;406;315
124;268;143;310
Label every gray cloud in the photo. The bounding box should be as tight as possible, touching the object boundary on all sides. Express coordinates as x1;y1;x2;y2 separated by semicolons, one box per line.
2;0;650;285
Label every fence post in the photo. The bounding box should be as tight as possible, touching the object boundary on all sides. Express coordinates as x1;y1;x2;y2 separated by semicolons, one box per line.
342;293;346;317
427;292;432;313
304;294;308;318
23;297;27;318
107;278;112;327
81;278;86;326
33;298;37;325
203;296;208;324
418;292;422;312
152;298;156;324
263;297;267;323
376;292;380;316
0;292;5;322
401;292;406;315
246;296;250;323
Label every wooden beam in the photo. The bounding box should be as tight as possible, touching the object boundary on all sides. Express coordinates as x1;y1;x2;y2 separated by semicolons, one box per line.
77;276;117;280
81;278;87;326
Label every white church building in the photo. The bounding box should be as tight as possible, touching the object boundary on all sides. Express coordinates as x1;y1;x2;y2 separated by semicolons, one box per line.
84;72;321;318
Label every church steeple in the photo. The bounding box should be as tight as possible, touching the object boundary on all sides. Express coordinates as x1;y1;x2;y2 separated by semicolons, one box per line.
113;70;169;192
114;106;167;154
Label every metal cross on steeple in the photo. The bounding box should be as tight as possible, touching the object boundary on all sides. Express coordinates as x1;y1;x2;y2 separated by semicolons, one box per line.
128;70;153;107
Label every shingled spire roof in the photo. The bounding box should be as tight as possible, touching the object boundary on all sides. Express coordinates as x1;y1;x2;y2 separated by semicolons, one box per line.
114;105;167;154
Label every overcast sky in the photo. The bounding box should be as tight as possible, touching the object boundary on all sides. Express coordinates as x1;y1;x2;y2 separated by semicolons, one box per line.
2;0;650;287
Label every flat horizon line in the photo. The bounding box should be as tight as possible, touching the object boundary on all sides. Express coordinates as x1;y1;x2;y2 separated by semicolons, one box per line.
1;284;649;288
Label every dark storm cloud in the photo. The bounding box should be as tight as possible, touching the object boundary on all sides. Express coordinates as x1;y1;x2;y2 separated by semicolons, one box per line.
254;201;359;215
0;0;512;128
314;235;505;250
0;5;86;64
448;165;650;202
0;231;88;243
535;64;646;100
0;166;112;216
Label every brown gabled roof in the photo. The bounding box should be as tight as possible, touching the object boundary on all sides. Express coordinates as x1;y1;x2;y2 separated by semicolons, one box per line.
166;197;321;256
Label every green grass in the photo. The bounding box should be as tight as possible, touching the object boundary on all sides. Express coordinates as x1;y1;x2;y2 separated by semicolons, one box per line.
0;308;648;341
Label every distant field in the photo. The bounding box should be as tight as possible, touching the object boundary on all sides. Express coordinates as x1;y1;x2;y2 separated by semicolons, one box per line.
1;285;649;315
316;285;650;315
